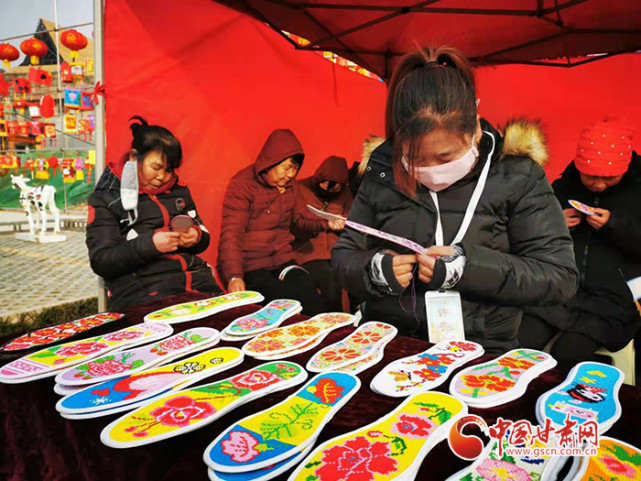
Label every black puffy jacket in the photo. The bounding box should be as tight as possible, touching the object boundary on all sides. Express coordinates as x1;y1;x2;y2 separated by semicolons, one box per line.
543;154;641;350
332;120;579;354
86;167;219;309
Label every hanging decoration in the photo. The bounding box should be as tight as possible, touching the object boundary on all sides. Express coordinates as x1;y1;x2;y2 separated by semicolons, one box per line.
20;38;48;66
39;94;55;118
0;74;10;97
60;62;73;83
60;30;88;62
63;113;78;134
0;43;19;69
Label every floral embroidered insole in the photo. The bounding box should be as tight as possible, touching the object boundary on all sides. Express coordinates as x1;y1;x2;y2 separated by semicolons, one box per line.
571;437;641;481
55;327;220;386
0;312;125;353
289;391;466;481
253;335;326;361
306;322;397;372
144;291;265;324
449;349;555;406
242;313;355;357
223;300;302;337
0;322;173;383
56;347;243;415
371;340;484;398
101;361;307;448
536;361;624;434
204;372;360;472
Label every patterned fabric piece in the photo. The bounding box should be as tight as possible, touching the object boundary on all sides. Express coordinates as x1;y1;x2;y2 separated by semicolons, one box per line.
289;392;466;481
242;313;355;357
145;292;264;324
0;323;172;383
0;312;124;352
56;347;243;415
101;362;306;448
56;327;219;386
307;322;397;372
204;372;360;472
224;300;301;336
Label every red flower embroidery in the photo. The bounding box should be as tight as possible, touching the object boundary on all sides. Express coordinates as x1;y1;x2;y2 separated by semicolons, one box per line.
289;325;321;338
79;318;103;327
390;414;436;439
311;378;344;404
320;347;361;363
56;341;109;357
497;357;534;371
157;336;192;352
232;370;279;390
35;328;61;337
55;323;79;331
448;341;477;351
413;368;442;382
315;436;398;481
149;396;216;427
87;359;129;377
351;330;383;345
462;374;515;392
221;431;260;462
103;331;144;342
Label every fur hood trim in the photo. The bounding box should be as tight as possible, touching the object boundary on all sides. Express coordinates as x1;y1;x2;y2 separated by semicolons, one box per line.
500;119;548;165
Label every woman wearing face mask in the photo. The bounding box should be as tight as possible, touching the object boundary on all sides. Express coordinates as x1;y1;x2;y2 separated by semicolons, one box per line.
218;129;328;315
86;116;219;309
331;46;579;354
292;155;354;311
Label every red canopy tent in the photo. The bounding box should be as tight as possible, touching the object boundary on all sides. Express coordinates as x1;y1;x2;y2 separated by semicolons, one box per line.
216;0;641;80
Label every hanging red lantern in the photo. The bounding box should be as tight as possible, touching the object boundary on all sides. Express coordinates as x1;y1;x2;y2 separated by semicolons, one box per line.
0;43;19;69
20;38;48;66
60;30;88;62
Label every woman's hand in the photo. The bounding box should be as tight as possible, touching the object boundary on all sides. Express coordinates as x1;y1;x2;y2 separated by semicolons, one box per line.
563;208;582;228
387;250;416;288
178;227;200;247
417;246;455;283
228;278;246;293
153;231;180;253
586;208;611;230
328;218;346;231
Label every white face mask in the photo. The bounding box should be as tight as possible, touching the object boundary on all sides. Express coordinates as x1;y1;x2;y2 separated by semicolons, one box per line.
402;135;479;192
121;160;139;224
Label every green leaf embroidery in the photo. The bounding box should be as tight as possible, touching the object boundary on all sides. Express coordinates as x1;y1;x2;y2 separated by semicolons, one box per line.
304;461;322;470
130;360;144;370
189;335;203;343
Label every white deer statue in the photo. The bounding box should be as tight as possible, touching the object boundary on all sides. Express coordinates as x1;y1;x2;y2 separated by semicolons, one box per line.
11;174;61;236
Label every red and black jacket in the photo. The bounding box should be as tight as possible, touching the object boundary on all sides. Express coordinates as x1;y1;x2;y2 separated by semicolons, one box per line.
86;167;218;309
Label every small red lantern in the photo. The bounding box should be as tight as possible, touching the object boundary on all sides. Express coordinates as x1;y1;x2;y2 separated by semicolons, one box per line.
20;38;48;66
0;43;19;69
60;30;88;62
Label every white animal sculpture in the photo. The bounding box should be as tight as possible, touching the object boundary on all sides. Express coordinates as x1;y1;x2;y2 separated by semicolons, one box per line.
11;174;61;236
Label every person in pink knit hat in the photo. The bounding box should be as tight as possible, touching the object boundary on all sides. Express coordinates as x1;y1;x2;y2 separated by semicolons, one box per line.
520;118;641;371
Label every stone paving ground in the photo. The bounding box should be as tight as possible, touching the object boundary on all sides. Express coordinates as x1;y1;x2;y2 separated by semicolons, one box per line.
0;210;97;318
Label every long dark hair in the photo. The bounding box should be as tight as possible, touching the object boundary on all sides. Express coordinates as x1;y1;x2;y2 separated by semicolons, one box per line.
127;116;182;171
386;46;477;197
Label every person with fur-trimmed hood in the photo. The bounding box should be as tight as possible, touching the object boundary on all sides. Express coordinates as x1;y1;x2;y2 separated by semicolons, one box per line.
520;119;641;370
332;46;579;355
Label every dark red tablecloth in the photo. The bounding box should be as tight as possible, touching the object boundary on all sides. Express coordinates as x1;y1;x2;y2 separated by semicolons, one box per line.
2;292;640;481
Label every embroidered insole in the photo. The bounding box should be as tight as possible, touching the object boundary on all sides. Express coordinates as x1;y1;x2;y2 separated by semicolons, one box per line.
536;361;624;434
288;391;466;481
570;436;641;481
144;292;265;324
0;322;173;383
253;335;326;361
336;344;387;375
306;322;397;372
371;340;484;397
56;347;243;415
55;327;219;386
204;372;360;473
101;361;307;448
450;349;556;407
242;313;355;357
223;300;302;337
0;312;124;354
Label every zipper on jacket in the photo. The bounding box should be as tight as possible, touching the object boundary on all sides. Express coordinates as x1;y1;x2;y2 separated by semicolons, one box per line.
580;196;599;284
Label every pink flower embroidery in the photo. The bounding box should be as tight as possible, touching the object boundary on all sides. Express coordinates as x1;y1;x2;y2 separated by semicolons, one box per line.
315;436;397;481
236;317;269;331
149;396;216;427
390;414;436;439
56;341;109;357
232;370;279;390
476;459;530;481
87;359;129;377
601;455;637;478
157;336;192;352
221;431;260;462
103;331;144;342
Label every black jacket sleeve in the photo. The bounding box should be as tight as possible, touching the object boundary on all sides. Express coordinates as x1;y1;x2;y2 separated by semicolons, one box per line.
86;193;161;280
179;187;210;255
331;177;389;300
458;161;579;305
599;209;641;261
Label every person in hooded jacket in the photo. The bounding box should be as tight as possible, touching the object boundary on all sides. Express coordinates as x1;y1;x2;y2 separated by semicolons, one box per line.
217;129;336;315
86;116;219;309
292;155;354;311
332;46;579;355
520;119;641;370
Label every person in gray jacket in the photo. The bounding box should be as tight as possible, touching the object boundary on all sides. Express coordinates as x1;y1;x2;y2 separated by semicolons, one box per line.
332;45;579;354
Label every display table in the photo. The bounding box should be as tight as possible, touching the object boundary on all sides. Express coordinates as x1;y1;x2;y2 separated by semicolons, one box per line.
1;292;640;481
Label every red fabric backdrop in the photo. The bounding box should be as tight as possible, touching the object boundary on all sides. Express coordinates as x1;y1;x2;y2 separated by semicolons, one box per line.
105;0;640;270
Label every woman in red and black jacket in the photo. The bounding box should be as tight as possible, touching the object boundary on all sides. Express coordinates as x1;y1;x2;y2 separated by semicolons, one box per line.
86;117;219;309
